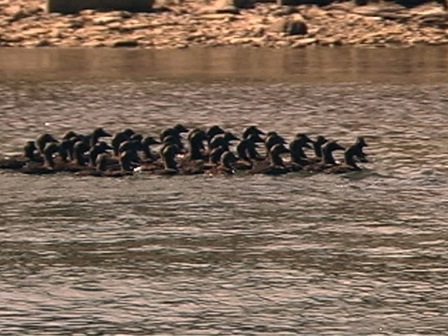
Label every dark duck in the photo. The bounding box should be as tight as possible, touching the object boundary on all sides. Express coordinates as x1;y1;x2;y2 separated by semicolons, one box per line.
86;127;111;149
20;142;60;175
0;141;40;170
206;151;238;175
242;126;265;139
36;133;58;155
140;136;161;162
111;128;135;157
352;136;369;162
78;150;136;177
250;143;290;175
160;124;188;153
233;134;262;170
325;142;366;174
288;133;314;169
303;140;345;173
208;131;239;153
310;135;328;163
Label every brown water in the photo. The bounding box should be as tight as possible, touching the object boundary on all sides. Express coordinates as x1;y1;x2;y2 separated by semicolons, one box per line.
1;47;448;335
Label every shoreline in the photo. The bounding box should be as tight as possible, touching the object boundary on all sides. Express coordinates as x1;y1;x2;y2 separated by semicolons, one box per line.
0;0;448;48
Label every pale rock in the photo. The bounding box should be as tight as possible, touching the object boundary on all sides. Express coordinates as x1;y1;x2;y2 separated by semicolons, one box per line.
291;37;316;48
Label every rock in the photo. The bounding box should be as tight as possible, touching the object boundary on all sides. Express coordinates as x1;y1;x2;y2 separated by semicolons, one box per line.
291;37;316;48
92;15;122;25
214;0;255;9
198;6;240;14
270;15;308;35
111;39;139;47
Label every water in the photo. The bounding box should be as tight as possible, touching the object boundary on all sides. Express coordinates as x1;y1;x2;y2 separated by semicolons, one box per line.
1;47;448;335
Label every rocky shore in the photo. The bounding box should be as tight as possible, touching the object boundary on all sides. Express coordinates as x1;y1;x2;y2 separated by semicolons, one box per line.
0;0;447;48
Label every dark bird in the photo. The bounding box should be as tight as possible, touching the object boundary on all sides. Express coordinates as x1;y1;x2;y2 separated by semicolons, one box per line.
20;142;60;175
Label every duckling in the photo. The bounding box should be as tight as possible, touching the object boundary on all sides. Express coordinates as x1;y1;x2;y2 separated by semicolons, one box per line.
20;142;60;175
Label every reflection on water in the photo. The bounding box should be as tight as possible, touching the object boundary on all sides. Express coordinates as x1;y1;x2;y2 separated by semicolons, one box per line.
1;47;448;83
1;47;448;335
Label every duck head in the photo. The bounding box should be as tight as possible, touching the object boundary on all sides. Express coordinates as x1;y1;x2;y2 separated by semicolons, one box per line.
242;126;265;139
206;125;225;141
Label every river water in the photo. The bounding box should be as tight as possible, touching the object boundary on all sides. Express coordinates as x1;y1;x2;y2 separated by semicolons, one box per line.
1;47;448;335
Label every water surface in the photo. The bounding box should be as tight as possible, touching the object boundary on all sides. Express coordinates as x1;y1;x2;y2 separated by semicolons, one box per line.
1;47;448;335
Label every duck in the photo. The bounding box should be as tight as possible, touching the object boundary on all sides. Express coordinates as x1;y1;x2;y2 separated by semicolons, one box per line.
186;129;207;161
87;127;111;148
0;141;40;170
352;136;369;162
264;132;287;156
158;144;180;175
20;142;60;175
206;125;226;142
233;135;261;170
310;135;328;163
88;141;112;167
35;133;58;154
325;143;364;174
111;128;135;156
289;133;314;169
303;140;345;172
242;126;265;139
140;136;161;162
206;151;238;175
208;131;239;153
53;140;90;172
160;124;188;153
62;130;78;141
78;151;136;177
250;143;290;175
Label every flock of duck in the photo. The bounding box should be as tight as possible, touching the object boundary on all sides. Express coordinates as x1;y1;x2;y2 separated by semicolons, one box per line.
0;125;369;177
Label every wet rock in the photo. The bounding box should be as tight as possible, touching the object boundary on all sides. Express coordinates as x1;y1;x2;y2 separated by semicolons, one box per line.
111;38;139;47
291;37;316;47
270;15;308;35
214;0;255;9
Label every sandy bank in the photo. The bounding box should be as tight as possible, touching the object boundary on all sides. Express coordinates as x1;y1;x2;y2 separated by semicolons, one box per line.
0;0;447;48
